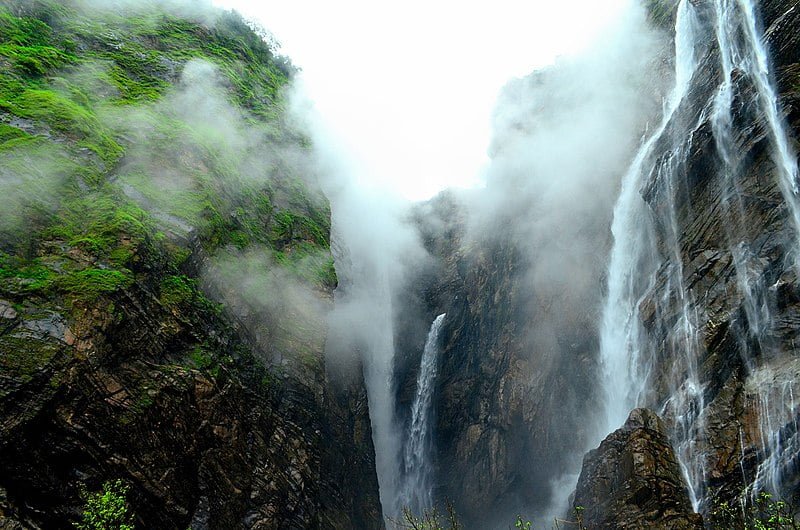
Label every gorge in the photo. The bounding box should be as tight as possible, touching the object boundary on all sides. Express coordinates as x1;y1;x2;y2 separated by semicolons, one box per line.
1;0;800;528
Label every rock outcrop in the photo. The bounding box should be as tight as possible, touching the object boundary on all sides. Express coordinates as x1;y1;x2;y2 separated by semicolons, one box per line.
0;2;382;528
573;408;704;530
400;0;800;526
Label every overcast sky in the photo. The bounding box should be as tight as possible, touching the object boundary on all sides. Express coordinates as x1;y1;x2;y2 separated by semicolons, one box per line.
210;0;632;200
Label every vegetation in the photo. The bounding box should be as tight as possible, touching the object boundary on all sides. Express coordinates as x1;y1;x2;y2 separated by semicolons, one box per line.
0;1;333;525
710;492;799;530
74;480;134;530
0;0;334;310
391;502;582;530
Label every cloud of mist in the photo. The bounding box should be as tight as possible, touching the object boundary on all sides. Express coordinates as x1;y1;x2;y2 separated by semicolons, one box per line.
100;57;336;368
464;2;671;522
282;0;672;522
212;0;638;201
202;246;330;368
469;1;669;347
290;83;431;518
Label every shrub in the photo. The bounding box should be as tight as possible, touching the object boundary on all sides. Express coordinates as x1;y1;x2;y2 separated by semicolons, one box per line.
74;479;134;530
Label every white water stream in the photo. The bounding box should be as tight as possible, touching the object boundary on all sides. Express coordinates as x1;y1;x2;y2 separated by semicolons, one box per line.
598;0;800;512
397;313;447;515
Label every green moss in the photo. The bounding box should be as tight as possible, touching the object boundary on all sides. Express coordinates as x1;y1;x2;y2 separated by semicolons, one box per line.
0;254;57;293
4;88;122;164
0;123;31;142
0;124;43;154
270;210;327;247
189;345;221;378
58;268;133;300
0;43;73;75
41;192;152;266
0;7;54;47
159;274;195;307
0;333;61;383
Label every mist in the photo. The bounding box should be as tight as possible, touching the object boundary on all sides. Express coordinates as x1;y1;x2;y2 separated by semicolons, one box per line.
293;91;431;515
1;0;672;524
280;0;671;524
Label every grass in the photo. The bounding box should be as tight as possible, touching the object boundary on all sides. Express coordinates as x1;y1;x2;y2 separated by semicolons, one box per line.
4;87;123;164
58;268;133;301
0;0;335;373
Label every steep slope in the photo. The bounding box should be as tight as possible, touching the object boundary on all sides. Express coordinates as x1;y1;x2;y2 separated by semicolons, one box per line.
603;0;800;518
0;1;381;528
399;0;800;526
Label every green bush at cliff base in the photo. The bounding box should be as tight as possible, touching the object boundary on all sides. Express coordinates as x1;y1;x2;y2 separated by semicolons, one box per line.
74;479;134;530
710;492;799;530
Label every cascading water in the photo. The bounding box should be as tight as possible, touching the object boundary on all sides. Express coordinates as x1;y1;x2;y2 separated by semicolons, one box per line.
598;0;702;444
597;0;800;514
396;313;446;516
361;271;403;518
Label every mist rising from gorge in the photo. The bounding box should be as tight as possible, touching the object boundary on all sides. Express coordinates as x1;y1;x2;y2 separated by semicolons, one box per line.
283;1;672;523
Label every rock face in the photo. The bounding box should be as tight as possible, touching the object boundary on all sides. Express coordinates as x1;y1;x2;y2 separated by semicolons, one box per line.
573;409;703;530
393;6;669;524
399;0;800;526
0;263;382;529
629;0;800;516
0;2;382;528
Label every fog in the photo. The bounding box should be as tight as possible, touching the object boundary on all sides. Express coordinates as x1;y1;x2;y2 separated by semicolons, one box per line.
277;0;670;524
2;0;673;525
472;4;669;522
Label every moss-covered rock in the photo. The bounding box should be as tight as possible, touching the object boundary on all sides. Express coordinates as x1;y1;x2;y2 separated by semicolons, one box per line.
0;1;380;528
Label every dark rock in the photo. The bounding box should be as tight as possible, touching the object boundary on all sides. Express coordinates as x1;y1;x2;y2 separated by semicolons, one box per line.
573;408;704;530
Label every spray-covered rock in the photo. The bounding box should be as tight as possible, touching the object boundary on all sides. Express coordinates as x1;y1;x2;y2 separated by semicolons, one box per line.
573;408;704;530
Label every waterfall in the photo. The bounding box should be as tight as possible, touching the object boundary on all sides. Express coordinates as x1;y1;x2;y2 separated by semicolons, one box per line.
397;313;446;516
361;270;403;518
598;0;701;443
597;0;800;513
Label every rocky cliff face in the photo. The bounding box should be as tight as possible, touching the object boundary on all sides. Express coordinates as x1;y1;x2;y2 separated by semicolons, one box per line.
573;408;703;530
400;195;602;525
401;0;800;526
0;2;381;528
628;0;800;517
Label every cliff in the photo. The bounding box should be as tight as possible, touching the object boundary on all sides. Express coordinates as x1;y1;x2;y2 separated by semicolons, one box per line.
0;1;381;528
400;0;800;525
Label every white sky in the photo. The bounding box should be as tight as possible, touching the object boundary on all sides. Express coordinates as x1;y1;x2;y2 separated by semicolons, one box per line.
211;0;632;200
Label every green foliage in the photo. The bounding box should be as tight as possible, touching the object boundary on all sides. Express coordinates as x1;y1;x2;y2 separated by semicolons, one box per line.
159;274;196;307
74;479;134;530
0;0;334;382
58;268;133;301
188;344;228;379
3;87;122;164
273;243;337;290
514;516;533;530
711;492;799;529
0;254;56;293
0;123;31;144
270;210;327;247
0;7;54;46
45;192;151;263
394;502;462;530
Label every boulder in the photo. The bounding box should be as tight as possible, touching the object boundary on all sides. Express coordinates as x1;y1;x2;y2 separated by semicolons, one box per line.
573;408;704;530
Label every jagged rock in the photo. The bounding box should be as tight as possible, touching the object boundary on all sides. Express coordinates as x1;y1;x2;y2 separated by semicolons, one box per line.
573;409;704;530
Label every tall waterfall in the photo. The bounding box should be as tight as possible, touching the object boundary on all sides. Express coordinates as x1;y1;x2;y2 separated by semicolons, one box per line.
598;0;800;513
397;313;447;515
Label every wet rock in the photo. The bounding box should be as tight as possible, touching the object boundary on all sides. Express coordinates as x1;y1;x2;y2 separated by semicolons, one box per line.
573;408;704;530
